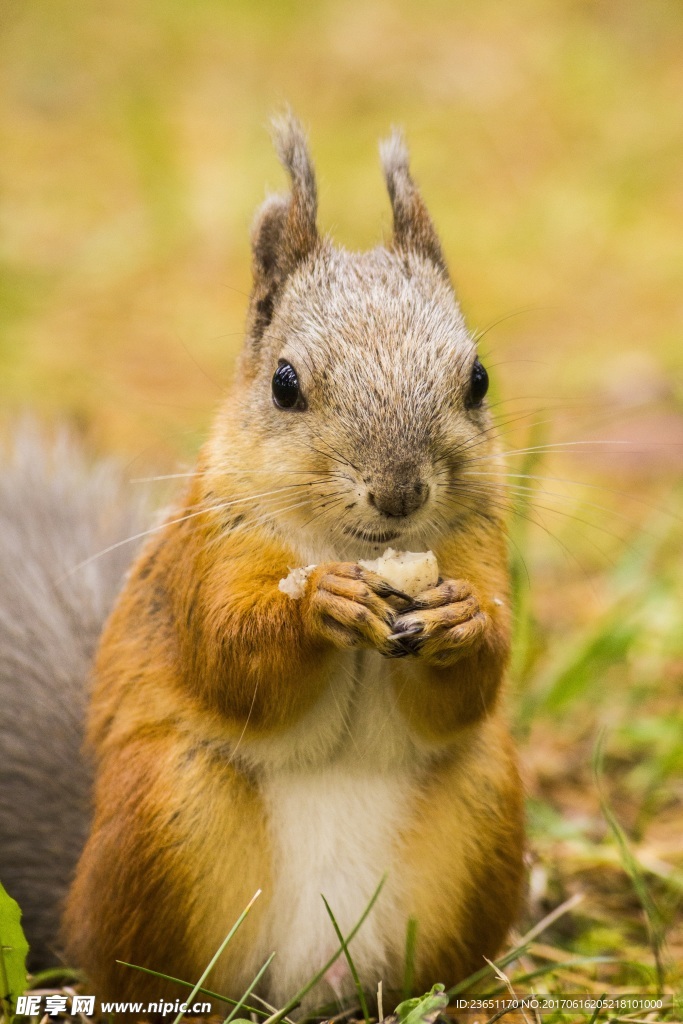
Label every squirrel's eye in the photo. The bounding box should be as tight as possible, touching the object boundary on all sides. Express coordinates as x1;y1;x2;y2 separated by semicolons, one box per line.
468;357;489;408
272;361;302;410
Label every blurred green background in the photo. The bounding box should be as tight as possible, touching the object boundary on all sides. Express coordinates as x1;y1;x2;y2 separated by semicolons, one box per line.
1;0;682;991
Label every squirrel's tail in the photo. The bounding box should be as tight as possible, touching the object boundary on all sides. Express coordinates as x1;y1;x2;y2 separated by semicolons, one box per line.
0;426;146;969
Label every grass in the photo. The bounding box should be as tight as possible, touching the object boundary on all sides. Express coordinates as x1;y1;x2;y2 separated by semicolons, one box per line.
1;1;682;1022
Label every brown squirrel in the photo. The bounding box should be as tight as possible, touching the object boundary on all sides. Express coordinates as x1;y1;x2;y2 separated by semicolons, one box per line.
5;115;525;1010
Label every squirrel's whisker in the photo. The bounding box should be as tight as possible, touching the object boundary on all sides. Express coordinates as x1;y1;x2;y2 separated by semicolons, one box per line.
189;482;320;509
304;439;358;475
130;467;349;483
58;500;243;581
61;481;341;579
447;412;558;461
201;479;340;509
442;486;607;579
463;479;634;536
464;439;681;465
470;306;540;347
444;482;626;569
460;475;652;530
247;499;320;532
459;469;683;524
430;411;556;474
296;494;349;534
245;489;351;534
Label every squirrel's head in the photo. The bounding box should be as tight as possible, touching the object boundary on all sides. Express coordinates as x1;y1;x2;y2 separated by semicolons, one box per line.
211;115;502;559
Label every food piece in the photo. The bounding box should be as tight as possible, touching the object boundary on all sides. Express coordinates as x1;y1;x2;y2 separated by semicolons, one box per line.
358;548;439;598
279;549;439;602
278;564;316;600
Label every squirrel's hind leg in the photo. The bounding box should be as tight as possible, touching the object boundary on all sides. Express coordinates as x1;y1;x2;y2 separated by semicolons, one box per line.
399;715;525;988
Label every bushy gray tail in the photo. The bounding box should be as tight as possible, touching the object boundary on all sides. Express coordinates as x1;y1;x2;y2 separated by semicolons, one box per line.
0;427;146;968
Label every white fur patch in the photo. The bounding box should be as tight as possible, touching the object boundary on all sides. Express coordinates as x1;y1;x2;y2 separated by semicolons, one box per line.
254;766;414;1008
232;651;434;773
231;650;436;1009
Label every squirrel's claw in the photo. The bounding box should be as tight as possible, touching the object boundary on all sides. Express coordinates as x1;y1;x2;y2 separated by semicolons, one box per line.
388;579;489;663
387;622;424;641
387;621;425;656
358;570;413;605
382;638;411;659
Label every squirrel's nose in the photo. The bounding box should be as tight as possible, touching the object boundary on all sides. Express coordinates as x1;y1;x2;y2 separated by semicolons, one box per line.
367;479;430;518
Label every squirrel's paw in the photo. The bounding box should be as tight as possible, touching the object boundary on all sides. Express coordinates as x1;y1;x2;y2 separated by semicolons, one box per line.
388;578;488;664
305;562;410;656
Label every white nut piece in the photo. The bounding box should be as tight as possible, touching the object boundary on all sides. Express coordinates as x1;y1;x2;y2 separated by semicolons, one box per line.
278;564;316;600
358;548;439;598
278;550;439;601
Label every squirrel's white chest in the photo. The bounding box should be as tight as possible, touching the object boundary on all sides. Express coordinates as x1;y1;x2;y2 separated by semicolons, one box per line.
231;652;430;1005
255;766;412;1007
233;650;432;774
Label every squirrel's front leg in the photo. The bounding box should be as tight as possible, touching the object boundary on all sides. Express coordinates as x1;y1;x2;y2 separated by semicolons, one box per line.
168;527;406;733
390;578;490;665
304;562;409;655
387;571;510;740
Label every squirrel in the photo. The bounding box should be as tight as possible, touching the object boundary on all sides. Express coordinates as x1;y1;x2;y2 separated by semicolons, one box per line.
2;115;525;1011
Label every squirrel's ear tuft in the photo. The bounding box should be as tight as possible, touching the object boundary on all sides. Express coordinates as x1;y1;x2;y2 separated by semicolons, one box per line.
271;111;318;236
379;128;446;273
249;113;319;343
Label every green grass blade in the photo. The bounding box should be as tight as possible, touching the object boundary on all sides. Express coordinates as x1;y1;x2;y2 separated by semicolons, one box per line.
27;966;84;988
519;506;681;728
0;881;29;1020
172;889;262;1024
402;917;418;1001
223;952;276;1024
119;889;265;1022
321;895;370;1024
587;992;607;1024
509;422;548;686
115;961;268;1018
262;874;386;1024
593;732;669;993
537;608;638;716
